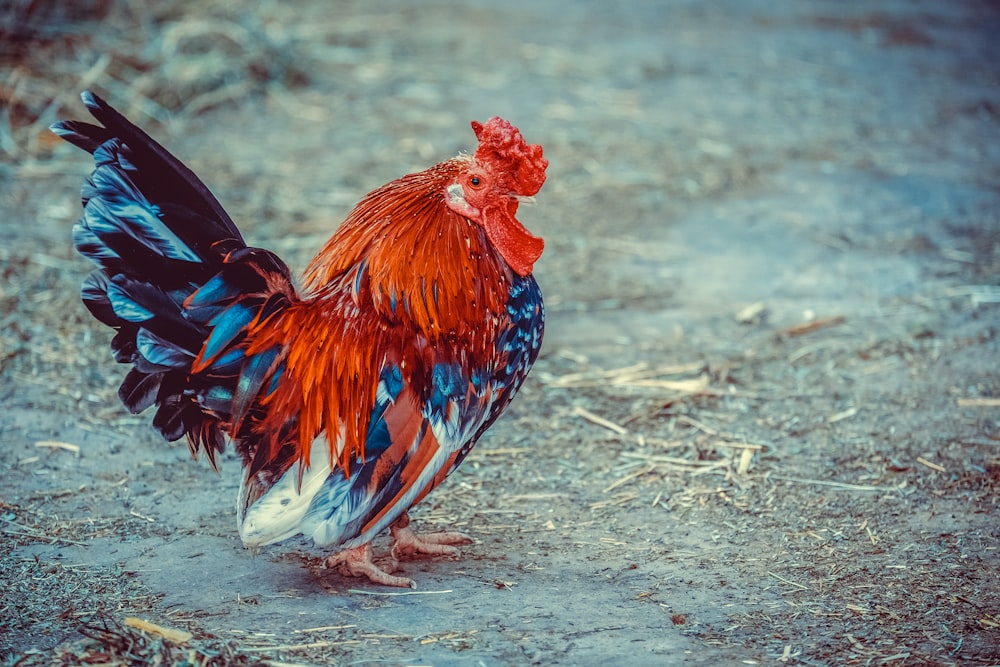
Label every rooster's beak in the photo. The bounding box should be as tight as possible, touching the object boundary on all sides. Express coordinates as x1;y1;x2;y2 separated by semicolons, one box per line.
445;183;480;220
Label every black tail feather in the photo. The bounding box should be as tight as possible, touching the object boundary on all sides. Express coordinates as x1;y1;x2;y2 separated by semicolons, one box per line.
118;367;163;414
52;91;244;244
80;270;119;327
50;120;113;154
54;91;297;460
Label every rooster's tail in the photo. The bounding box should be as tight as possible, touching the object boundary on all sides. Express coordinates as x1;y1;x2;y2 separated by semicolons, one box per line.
52;92;294;465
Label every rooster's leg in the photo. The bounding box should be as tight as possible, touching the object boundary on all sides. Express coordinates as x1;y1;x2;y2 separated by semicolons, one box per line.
388;512;473;562
324;544;416;589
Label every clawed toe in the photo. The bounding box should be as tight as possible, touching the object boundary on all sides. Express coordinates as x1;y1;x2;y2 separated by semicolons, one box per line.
389;513;473;560
391;529;472;559
324;544;416;588
322;514;474;589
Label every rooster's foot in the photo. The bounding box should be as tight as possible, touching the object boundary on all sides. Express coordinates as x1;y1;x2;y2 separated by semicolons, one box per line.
388;512;473;562
324;544;415;589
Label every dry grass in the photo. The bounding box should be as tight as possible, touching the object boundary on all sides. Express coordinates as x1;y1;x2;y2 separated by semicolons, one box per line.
9;616;262;667
0;0;312;164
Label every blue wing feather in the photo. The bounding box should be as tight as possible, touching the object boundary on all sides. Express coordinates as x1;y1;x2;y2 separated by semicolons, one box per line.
293;273;544;549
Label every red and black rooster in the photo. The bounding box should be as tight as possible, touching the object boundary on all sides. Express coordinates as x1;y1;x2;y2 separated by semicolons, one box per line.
52;92;547;587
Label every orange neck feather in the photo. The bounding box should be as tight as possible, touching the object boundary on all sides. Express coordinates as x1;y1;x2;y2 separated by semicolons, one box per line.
247;159;515;475
304;158;511;329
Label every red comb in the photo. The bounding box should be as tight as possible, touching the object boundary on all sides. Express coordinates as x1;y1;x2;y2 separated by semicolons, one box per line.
471;118;547;197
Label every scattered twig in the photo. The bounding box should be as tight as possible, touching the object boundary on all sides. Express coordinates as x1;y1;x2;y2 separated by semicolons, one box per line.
767;571;809;591
945;285;1000;306
479;447;530;456
129;509;157;523
1;528;87;546
27;487;82;500
620;451;729;468
915;457;946;473
711;441;766;451
827;407;858;423
675;414;720;436
544;361;706;390
1;515;89;546
34;440;80;454
244;640;361;651
418;629;480;645
769;475;895;492
572;406;628;435
956;397;1000;407
346;589;453;596
502;493;561;502
603;465;656;493
626;377;711;392
735;447;755;475
123;617;192;643
786;315;847;337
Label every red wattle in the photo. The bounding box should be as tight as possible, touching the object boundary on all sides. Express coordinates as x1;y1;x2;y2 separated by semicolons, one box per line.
483;207;544;276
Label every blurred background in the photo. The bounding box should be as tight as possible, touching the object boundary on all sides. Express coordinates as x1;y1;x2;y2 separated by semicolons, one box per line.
2;0;999;664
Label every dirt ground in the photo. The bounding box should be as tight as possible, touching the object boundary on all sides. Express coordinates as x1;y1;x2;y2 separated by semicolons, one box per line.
2;0;999;665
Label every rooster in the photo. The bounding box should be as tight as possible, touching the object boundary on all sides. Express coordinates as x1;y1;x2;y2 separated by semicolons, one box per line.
51;92;547;588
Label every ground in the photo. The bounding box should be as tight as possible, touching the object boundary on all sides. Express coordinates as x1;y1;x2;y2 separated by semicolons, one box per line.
1;0;999;665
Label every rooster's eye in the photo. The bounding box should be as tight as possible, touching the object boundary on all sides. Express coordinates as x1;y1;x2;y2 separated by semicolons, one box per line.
470;176;481;187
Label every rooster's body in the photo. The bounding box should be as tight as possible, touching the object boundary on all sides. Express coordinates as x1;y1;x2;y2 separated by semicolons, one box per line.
52;92;547;587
